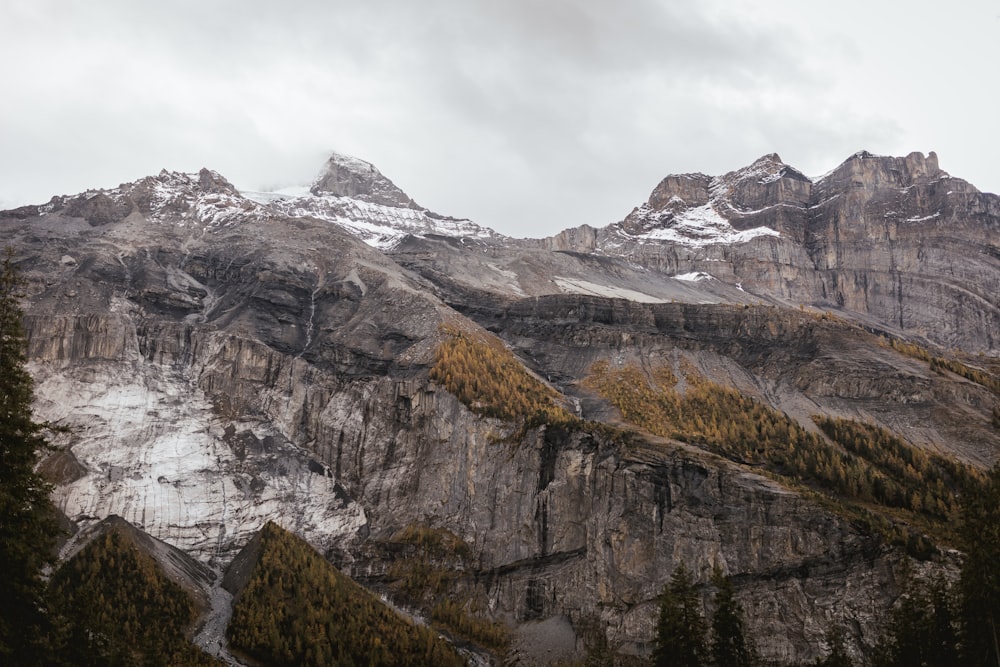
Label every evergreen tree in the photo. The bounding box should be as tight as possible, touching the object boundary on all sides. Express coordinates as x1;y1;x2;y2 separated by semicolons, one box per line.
48;527;220;666
959;464;1000;667
927;577;960;667
710;568;755;667
0;249;59;663
653;563;707;667
872;574;958;667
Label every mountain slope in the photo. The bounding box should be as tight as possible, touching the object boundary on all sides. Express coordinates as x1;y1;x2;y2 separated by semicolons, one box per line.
49;516;222;666
244;152;500;250
388;151;1000;354
585;151;1000;353
222;521;466;666
5;149;1000;665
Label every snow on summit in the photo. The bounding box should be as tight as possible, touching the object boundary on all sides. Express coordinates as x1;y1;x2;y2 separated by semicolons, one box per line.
243;152;503;250
610;153;795;248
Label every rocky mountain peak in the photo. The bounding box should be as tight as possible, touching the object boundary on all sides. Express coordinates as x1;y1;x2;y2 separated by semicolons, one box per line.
717;152;789;186
196;167;239;195
817;150;948;192
310;152;420;209
711;153;812;215
642;154;814;220
647;173;712;213
45;168;269;229
617;153;813;242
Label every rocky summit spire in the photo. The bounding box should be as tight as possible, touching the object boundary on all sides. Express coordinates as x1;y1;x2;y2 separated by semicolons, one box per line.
310;152;420;209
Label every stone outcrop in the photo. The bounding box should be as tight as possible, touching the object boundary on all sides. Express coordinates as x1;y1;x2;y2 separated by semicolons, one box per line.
311;152;420;209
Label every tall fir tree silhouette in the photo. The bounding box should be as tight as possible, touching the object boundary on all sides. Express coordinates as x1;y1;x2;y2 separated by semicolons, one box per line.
653;563;707;667
711;568;755;667
0;249;59;663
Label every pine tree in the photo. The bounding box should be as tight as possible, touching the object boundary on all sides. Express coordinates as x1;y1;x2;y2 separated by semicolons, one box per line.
0;248;59;663
872;573;958;667
653;563;707;667
711;568;755;667
959;463;1000;667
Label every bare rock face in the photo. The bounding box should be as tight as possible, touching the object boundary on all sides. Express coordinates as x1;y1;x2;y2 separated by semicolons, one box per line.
505;151;1000;355
648;173;711;210
310;152;420;209
6;151;1000;665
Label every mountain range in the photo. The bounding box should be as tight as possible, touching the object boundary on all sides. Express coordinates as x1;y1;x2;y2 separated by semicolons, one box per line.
4;148;999;665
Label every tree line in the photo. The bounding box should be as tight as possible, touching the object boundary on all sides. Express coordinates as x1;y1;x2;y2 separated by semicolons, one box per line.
227;522;467;667
585;360;984;551
654;463;1000;667
653;564;756;667
429;324;578;432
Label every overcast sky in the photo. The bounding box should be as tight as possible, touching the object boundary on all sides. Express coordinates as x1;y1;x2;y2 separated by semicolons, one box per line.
2;1;997;237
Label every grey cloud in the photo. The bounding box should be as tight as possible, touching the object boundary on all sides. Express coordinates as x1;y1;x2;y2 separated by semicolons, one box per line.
1;1;996;237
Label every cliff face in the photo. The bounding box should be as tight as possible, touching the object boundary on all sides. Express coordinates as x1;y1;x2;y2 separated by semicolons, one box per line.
6;152;1000;664
457;294;999;465
393;151;1000;355
26;308;916;663
592;151;1000;354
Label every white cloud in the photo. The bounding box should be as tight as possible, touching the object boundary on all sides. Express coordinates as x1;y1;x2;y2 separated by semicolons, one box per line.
0;0;997;237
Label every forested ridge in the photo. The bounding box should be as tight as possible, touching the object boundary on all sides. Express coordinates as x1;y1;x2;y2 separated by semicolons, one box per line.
430;325;578;430
48;527;222;666
584;360;983;550
226;521;467;667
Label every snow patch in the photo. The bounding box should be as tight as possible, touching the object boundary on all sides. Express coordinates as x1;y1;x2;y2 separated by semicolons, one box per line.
628;203;780;247
553;276;666;303
241;186;311;203
672;272;714;282
254;190;500;251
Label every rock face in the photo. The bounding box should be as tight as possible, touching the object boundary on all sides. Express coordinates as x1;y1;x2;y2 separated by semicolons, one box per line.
582;151;1000;354
6;150;1000;665
310;152;420;208
243;152;499;251
389;151;1000;355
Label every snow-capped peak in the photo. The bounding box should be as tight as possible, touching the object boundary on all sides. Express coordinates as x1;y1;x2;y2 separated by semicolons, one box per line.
243;153;504;251
36;168;273;230
711;153;809;198
613;154;796;248
310;151;418;209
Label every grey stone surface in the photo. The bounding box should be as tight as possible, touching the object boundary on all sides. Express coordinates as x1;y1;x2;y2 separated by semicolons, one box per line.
5;151;999;664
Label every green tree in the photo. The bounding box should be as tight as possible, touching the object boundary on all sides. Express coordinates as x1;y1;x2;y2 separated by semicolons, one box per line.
872;574;958;667
960;464;1000;667
710;568;755;667
653;563;707;667
0;249;59;663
